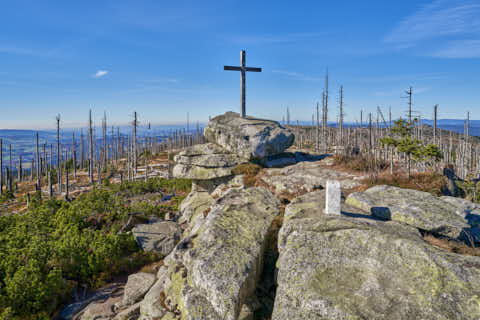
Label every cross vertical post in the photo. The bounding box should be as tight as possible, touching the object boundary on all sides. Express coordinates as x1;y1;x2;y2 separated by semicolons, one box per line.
224;50;262;118
240;50;246;118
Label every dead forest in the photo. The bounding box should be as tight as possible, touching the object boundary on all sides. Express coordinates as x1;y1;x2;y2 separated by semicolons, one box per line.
1;79;479;210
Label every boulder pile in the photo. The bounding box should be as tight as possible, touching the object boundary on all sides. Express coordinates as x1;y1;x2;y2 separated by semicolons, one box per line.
64;112;480;320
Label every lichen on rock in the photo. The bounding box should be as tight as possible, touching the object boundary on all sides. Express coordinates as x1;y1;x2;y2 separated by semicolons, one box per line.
160;187;280;320
273;191;480;320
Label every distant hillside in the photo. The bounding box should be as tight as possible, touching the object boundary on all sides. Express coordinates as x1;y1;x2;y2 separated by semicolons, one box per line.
0;124;202;164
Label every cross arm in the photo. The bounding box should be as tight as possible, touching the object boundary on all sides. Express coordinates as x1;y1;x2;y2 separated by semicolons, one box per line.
245;67;262;72
224;66;242;71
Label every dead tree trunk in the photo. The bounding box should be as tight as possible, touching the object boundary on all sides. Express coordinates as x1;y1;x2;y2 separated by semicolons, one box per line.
89;110;94;184
80;129;84;170
56;115;62;193
133;111;138;176
64;149;69;201
48;168;53;199
0;139;3;195
36;132;41;190
72;132;77;179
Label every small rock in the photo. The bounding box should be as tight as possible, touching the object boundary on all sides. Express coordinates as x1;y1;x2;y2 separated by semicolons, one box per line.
122;272;156;306
132;220;181;256
114;302;141;320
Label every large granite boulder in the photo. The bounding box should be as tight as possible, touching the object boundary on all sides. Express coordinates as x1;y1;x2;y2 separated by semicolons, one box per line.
346;185;474;239
132;219;182;256
173;143;244;180
204;112;294;160
157;187;280;320
273;191;480;320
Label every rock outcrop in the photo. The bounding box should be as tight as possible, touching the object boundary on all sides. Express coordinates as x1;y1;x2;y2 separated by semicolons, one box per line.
141;187;280;320
173;143;244;180
273;191;480;320
68;111;480;320
204;112;294;160
346;185;478;240
260;160;364;197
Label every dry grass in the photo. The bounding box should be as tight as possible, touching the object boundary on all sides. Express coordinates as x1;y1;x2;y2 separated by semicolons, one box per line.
203;207;211;218
361;172;447;196
333;154;389;173
232;163;263;188
139;259;164;274
423;234;480;256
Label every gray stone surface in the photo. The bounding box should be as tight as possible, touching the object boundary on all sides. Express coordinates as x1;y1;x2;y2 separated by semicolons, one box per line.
346;185;472;239
173;143;244;180
122;272;156;306
204;111;294;160
139;267;171;319
260;160;364;196
132;219;181;256
325;180;341;215
160;187;280;320
77;284;124;320
440;196;480;226
273;191;480;320
113;302;141;320
60;283;124;320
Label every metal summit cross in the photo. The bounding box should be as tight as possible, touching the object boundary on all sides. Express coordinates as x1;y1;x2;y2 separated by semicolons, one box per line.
224;50;262;118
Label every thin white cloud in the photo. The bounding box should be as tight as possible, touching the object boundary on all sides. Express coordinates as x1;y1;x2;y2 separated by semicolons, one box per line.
0;46;57;57
144;78;179;84
94;70;108;78
385;0;480;46
358;73;445;83
272;69;321;81
229;32;325;45
433;40;480;58
384;0;480;58
373;87;429;97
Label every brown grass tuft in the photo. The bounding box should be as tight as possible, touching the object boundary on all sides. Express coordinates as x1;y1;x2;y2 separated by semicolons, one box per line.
423;234;480;256
333;154;388;173
362;172;447;196
203;207;211;218
139;259;164;274
232;163;263;188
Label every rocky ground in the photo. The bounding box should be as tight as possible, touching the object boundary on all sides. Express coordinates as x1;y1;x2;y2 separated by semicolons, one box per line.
63;112;480;320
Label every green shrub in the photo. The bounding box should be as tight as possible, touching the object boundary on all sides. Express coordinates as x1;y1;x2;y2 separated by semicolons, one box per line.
0;191;15;204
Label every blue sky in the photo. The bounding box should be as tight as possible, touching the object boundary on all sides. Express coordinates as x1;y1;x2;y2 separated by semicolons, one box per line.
0;0;479;129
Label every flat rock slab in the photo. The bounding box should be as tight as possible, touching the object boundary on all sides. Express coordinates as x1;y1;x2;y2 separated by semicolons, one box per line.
122;272;156;306
173;143;244;180
76;284;125;320
132;220;181;256
273;193;480;320
263;152;326;168
440;196;480;227
162;187;280;320
204;111;294;160
346;185;472;239
60;283;124;320
260;161;364;196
